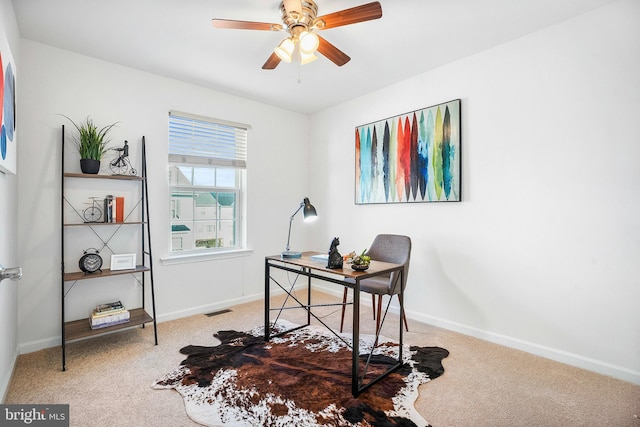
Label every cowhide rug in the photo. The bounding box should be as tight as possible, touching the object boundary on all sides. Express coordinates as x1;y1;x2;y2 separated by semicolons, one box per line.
152;320;449;427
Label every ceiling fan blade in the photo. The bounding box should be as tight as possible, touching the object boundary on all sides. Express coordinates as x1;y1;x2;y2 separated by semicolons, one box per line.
262;52;282;70
315;1;382;29
283;0;303;15
317;36;350;66
212;19;282;31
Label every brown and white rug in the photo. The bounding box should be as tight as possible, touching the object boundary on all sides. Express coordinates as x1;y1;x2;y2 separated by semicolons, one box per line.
152;320;448;427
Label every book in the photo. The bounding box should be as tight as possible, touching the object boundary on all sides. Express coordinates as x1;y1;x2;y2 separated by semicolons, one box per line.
310;253;329;262
91;307;127;318
95;300;124;313
90;316;130;330
115;196;124;223
91;320;129;329
92;305;127;317
90;309;130;329
91;311;129;324
104;195;114;223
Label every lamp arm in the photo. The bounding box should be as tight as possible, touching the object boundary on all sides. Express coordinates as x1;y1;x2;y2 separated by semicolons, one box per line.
285;202;304;251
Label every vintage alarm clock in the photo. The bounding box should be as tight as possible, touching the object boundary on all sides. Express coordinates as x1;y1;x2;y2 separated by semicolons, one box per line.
79;248;103;274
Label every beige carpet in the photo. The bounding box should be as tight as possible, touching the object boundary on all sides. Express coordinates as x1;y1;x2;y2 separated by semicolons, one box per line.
5;291;640;426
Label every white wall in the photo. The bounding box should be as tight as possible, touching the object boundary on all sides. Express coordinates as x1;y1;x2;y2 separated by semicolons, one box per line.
309;0;640;384
0;0;20;402
17;40;312;353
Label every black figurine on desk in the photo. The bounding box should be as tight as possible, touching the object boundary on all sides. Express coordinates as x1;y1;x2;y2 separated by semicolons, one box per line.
327;237;343;269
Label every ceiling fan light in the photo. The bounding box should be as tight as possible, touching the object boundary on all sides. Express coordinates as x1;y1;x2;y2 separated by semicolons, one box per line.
299;31;319;54
300;51;318;65
274;38;295;62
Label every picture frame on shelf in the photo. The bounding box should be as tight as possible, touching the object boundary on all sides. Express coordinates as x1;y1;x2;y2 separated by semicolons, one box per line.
110;253;136;271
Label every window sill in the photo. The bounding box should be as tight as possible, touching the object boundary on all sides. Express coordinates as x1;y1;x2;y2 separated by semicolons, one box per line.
160;248;253;265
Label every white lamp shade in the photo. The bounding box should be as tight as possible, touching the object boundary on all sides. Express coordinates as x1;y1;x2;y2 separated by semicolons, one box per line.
274;38;295;62
299;31;319;54
299;51;318;65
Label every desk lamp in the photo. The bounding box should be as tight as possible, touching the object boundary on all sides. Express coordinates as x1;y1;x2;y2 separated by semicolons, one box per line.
282;197;317;258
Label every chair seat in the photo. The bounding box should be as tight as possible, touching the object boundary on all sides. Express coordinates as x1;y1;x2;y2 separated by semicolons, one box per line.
345;276;394;295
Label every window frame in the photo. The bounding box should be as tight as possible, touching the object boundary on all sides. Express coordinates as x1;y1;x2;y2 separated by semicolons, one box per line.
166;111;250;257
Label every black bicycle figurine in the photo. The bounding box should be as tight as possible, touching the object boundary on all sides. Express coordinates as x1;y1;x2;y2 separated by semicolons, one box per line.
109;140;137;176
82;196;103;223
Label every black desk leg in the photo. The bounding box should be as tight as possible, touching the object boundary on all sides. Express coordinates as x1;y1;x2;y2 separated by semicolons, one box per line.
264;258;270;341
352;278;360;396
399;269;404;362
306;268;311;325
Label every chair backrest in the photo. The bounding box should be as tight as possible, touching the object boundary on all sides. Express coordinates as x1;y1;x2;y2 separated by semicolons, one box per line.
366;234;411;294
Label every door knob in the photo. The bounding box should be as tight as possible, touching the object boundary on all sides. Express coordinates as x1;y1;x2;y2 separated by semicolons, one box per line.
0;265;22;282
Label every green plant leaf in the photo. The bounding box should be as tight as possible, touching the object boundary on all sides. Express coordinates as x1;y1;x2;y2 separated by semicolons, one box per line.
60;115;119;160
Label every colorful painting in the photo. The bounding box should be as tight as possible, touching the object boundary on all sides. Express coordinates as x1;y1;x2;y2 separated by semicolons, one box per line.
355;99;461;204
0;29;17;175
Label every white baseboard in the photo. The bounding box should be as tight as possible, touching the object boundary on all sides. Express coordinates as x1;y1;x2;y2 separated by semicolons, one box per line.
156;292;265;323
18;337;61;356
411;311;640;385
1;348;19;403
315;282;639;384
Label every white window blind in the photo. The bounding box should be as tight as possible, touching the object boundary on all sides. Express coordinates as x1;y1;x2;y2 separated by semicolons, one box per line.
168;111;249;168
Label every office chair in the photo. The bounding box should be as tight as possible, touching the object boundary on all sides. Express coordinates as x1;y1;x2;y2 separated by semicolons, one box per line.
340;234;411;336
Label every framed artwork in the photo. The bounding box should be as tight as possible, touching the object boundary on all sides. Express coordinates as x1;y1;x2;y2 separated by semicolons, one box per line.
110;253;137;271
0;29;17;175
355;99;461;204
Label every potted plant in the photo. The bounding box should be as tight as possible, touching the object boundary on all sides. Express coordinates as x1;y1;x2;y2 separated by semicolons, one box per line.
63;116;118;174
351;249;371;270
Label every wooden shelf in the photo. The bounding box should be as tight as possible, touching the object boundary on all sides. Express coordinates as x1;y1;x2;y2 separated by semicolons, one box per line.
64;172;144;181
64;265;149;282
64;221;146;227
64;308;153;341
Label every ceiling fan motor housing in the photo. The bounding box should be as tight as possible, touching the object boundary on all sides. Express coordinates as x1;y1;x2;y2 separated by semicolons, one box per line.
280;0;320;34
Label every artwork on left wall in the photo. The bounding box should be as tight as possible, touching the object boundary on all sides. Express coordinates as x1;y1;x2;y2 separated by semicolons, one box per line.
0;29;17;175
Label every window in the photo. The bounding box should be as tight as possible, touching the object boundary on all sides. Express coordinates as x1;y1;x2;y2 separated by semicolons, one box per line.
168;111;249;253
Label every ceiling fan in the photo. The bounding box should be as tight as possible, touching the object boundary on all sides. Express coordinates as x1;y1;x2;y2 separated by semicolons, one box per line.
212;1;383;70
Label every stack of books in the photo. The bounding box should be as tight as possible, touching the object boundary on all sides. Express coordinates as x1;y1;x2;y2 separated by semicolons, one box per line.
103;195;125;223
90;300;130;329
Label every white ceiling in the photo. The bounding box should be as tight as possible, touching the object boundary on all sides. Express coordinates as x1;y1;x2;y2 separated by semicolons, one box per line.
12;0;616;114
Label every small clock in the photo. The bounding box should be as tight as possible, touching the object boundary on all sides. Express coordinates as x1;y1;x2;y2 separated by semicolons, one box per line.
79;248;103;274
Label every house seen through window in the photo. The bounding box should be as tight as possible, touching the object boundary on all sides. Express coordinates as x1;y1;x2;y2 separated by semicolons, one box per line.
168;111;248;253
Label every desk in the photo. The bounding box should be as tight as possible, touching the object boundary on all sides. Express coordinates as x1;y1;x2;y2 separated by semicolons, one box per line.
264;251;405;396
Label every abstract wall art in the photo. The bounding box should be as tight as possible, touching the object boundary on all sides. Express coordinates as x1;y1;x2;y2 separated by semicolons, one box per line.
355;99;461;204
0;29;17;175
